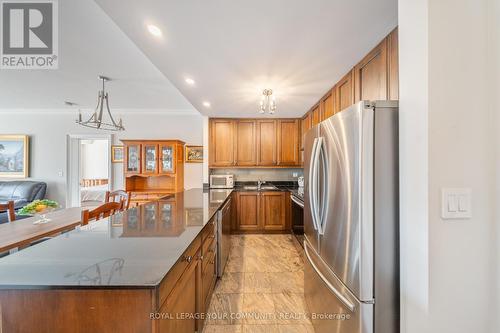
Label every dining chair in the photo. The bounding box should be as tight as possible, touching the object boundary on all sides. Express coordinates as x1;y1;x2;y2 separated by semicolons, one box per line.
105;190;131;210
0;201;15;222
81;201;122;226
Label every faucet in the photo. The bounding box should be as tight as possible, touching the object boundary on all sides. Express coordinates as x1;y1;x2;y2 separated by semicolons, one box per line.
257;180;266;190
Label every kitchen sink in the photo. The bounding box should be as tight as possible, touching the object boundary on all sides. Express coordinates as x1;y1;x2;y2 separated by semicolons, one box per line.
242;185;278;190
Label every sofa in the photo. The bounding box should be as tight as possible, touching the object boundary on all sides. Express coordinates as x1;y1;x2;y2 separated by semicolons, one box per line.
0;181;47;224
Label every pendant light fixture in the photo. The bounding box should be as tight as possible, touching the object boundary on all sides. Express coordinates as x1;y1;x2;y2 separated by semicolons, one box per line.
76;75;124;131
259;89;277;114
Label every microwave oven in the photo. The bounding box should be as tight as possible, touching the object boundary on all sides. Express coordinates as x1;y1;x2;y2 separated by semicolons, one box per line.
210;174;234;188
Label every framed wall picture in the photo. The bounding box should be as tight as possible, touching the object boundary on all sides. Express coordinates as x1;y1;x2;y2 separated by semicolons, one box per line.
0;135;29;178
185;145;203;163
111;145;124;163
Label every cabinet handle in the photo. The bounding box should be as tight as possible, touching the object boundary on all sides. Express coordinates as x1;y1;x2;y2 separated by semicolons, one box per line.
208;235;215;239
198;255;204;261
210;259;215;264
182;255;193;263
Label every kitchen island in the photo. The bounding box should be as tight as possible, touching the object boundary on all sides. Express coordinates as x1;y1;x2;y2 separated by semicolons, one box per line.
0;188;232;333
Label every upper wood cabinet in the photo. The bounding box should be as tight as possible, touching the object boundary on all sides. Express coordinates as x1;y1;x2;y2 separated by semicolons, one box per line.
209;119;235;167
124;143;141;175
387;27;399;100
311;105;321;126
320;89;335;121
256;120;277;166
209;118;301;168
277;119;300;166
354;38;388;102
335;70;355;113
235;120;257;166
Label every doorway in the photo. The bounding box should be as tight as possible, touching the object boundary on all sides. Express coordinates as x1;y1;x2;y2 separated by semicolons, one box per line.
67;134;112;208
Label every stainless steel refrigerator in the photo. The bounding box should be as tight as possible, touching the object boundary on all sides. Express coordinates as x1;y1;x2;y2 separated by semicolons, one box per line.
303;101;399;333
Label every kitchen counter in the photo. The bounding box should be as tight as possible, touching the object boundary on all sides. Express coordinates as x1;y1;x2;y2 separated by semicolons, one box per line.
233;181;299;192
0;188;232;289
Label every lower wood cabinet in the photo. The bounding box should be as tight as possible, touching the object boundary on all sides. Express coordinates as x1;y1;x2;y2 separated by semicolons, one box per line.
159;217;217;333
159;249;199;333
234;191;289;233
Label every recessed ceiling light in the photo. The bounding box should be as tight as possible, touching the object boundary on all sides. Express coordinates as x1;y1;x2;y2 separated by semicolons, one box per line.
147;24;162;37
185;78;195;85
202;101;211;108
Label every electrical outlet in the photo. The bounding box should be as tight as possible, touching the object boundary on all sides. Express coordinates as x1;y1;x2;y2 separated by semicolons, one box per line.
58;171;64;177
292;172;298;178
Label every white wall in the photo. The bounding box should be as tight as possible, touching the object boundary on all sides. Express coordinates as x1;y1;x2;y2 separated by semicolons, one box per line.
398;0;430;331
0;111;203;206
399;0;499;332
80;139;109;179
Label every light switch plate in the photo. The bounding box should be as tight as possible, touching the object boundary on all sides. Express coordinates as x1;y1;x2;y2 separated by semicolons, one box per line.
441;188;472;219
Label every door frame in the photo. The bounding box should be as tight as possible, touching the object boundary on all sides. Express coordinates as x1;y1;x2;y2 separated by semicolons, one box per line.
66;134;113;208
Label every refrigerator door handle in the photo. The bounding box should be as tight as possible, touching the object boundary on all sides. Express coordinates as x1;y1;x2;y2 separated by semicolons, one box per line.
311;137;323;232
308;138;319;231
304;240;356;312
316;138;328;235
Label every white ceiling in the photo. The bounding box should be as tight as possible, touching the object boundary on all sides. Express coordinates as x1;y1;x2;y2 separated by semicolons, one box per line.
95;0;398;118
0;0;196;113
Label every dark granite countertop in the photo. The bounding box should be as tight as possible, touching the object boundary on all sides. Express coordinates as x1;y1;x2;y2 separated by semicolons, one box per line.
0;188;232;289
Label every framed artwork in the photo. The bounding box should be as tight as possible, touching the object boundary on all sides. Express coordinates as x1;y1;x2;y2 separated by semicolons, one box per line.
0;135;29;178
111;145;124;163
185;145;203;163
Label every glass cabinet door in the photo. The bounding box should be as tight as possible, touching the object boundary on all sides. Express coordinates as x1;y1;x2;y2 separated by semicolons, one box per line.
125;144;141;174
142;144;158;174
159;144;176;174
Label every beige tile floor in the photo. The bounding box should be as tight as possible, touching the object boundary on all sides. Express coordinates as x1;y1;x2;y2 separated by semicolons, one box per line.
203;234;314;333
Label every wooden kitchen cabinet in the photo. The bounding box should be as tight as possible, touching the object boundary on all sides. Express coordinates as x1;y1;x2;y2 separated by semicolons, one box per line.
335;69;355;113
142;143;158;174
354;38;388;102
209;119;235;166
260;191;286;231
235;120;257;166
320;89;335;120
209;118;302;168
236;192;260;231
311;105;321;126
277;119;300;166
158;249;199;333
235;191;288;233
256;120;277;166
387;27;399;100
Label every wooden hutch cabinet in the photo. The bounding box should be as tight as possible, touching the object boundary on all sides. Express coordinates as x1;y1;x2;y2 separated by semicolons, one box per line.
121;140;185;205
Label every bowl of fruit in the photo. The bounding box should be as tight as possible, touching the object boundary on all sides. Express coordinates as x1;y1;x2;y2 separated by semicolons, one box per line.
18;200;59;224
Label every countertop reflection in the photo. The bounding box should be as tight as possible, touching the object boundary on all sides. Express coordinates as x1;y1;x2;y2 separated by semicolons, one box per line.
0;188;232;288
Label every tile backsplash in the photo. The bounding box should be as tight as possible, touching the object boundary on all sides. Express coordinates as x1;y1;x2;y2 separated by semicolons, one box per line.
210;168;303;182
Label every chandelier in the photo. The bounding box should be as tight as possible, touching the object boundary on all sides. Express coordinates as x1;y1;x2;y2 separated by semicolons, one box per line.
259;88;276;114
76;75;124;131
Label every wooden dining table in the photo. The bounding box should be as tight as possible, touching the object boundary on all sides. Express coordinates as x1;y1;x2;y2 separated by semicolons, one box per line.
0;207;88;253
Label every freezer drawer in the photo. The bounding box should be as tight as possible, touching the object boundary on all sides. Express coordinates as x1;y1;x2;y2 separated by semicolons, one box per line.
304;240;373;333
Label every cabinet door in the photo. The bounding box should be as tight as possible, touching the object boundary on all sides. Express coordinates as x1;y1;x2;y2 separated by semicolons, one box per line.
277;119;299;166
159;144;175;174
235;120;257;166
321;90;335;120
387;27;399;100
354;38;388;102
260;192;286;231
311;105;321;126
256;120;277;166
335;70;355;113
209;119;235;166
142;144;158;174
237;192;260;231
159;252;198;333
125;143;141;174
301;113;312;149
